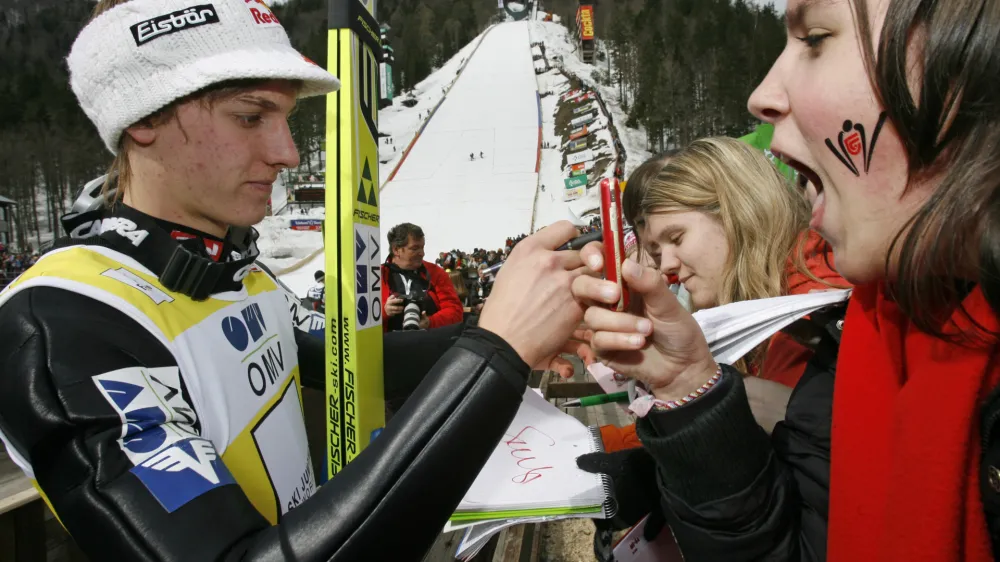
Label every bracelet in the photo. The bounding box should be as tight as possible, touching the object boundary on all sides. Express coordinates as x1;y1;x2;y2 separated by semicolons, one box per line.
653;368;722;410
628;366;723;417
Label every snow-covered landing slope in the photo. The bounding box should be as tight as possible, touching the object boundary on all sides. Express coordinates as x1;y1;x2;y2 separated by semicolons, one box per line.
377;27;494;184
378;22;540;260
264;28;496;293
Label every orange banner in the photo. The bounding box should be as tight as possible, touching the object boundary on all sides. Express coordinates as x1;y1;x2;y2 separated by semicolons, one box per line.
578;5;595;40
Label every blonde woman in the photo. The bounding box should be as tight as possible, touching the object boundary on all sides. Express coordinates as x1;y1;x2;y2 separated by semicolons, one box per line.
628;138;845;375
580;138;850;549
597;138;847;453
622;150;693;311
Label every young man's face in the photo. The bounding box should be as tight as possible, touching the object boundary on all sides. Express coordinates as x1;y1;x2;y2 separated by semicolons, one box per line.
131;80;300;236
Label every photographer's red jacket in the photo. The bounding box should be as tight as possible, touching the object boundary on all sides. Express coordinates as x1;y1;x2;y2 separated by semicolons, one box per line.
381;259;464;332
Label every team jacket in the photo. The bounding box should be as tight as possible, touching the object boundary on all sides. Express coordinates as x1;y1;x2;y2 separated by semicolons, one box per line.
0;204;533;561
381;258;464;332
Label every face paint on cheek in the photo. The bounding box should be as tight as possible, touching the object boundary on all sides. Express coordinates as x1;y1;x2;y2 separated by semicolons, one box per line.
824;112;889;176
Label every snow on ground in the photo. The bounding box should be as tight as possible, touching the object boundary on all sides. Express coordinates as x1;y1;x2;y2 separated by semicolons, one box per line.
530;19;652;179
524;17;654;223
379;22;540;261
277;249;325;297
269;174;289;216
527;24;616;223
265;16;653;293
261;27;496;291
255;206;324;274
377;27;494;185
532;70;578;227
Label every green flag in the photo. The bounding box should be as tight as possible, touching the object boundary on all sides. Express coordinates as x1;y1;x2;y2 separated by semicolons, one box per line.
738;123;797;182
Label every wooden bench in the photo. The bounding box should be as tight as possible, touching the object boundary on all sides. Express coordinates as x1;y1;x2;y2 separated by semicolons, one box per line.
0;449;45;562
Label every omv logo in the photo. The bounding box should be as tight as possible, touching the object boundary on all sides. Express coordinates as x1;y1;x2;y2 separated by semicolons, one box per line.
222;303;268;352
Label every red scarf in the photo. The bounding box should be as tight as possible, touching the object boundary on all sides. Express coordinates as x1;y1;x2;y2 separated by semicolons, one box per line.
829;283;1000;561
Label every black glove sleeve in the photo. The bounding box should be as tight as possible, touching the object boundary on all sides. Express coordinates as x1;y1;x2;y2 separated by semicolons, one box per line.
577;447;659;530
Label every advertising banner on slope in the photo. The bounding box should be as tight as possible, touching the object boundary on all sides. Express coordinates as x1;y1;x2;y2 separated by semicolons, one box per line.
326;0;385;479
561;88;582;101
291;219;324;231
571;168;588;177
565;91;593;104
577;5;595;40
571;162;586;172
573;105;594;115
568;138;588;152
379;62;394;102
569;126;589;140
567;149;594;166
564;175;588;189
577;5;596;62
564;186;585;201
570;114;596;127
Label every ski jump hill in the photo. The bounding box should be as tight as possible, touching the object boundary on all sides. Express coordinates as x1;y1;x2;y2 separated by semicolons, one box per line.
379;22;540;260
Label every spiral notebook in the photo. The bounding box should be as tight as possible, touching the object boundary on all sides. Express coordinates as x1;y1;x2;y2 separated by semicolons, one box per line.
450;387;617;523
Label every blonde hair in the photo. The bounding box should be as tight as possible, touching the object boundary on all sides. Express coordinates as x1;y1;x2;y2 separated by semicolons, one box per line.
631;137;817;372
449;270;469;302
92;0;136;204
622;150;679;230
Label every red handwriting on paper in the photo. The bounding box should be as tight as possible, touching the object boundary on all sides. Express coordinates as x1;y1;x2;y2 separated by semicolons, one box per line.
504;426;556;484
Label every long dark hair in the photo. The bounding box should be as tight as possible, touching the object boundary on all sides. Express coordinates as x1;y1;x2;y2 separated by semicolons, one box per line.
852;0;1000;341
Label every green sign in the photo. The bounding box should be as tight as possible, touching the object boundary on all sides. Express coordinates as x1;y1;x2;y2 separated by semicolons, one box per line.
564;175;587;189
571;168;587;177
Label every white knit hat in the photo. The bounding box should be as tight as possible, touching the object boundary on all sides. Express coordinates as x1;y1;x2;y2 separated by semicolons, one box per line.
68;0;341;154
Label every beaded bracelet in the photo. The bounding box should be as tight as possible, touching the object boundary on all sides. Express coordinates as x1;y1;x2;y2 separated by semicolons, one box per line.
628;365;723;417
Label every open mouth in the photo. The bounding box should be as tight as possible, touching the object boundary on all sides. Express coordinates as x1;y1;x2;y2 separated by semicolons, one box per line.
774;151;824;196
774;150;829;230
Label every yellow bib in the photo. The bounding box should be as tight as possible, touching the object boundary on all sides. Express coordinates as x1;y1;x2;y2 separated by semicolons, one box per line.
3;245;315;524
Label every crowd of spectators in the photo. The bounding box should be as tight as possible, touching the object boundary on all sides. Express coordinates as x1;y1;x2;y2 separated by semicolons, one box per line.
431;223;600;313
434;223;600;274
0;244;38;286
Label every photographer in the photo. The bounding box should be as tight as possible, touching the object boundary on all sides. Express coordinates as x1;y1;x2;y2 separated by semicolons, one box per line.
381;223;463;332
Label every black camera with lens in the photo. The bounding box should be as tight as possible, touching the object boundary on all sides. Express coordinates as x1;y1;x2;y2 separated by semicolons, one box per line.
399;288;434;331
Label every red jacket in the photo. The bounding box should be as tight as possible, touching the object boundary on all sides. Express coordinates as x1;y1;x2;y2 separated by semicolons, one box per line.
760;231;850;388
381;259;464;332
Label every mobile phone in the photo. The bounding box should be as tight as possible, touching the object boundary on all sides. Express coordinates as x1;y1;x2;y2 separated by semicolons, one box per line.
600;178;630;312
